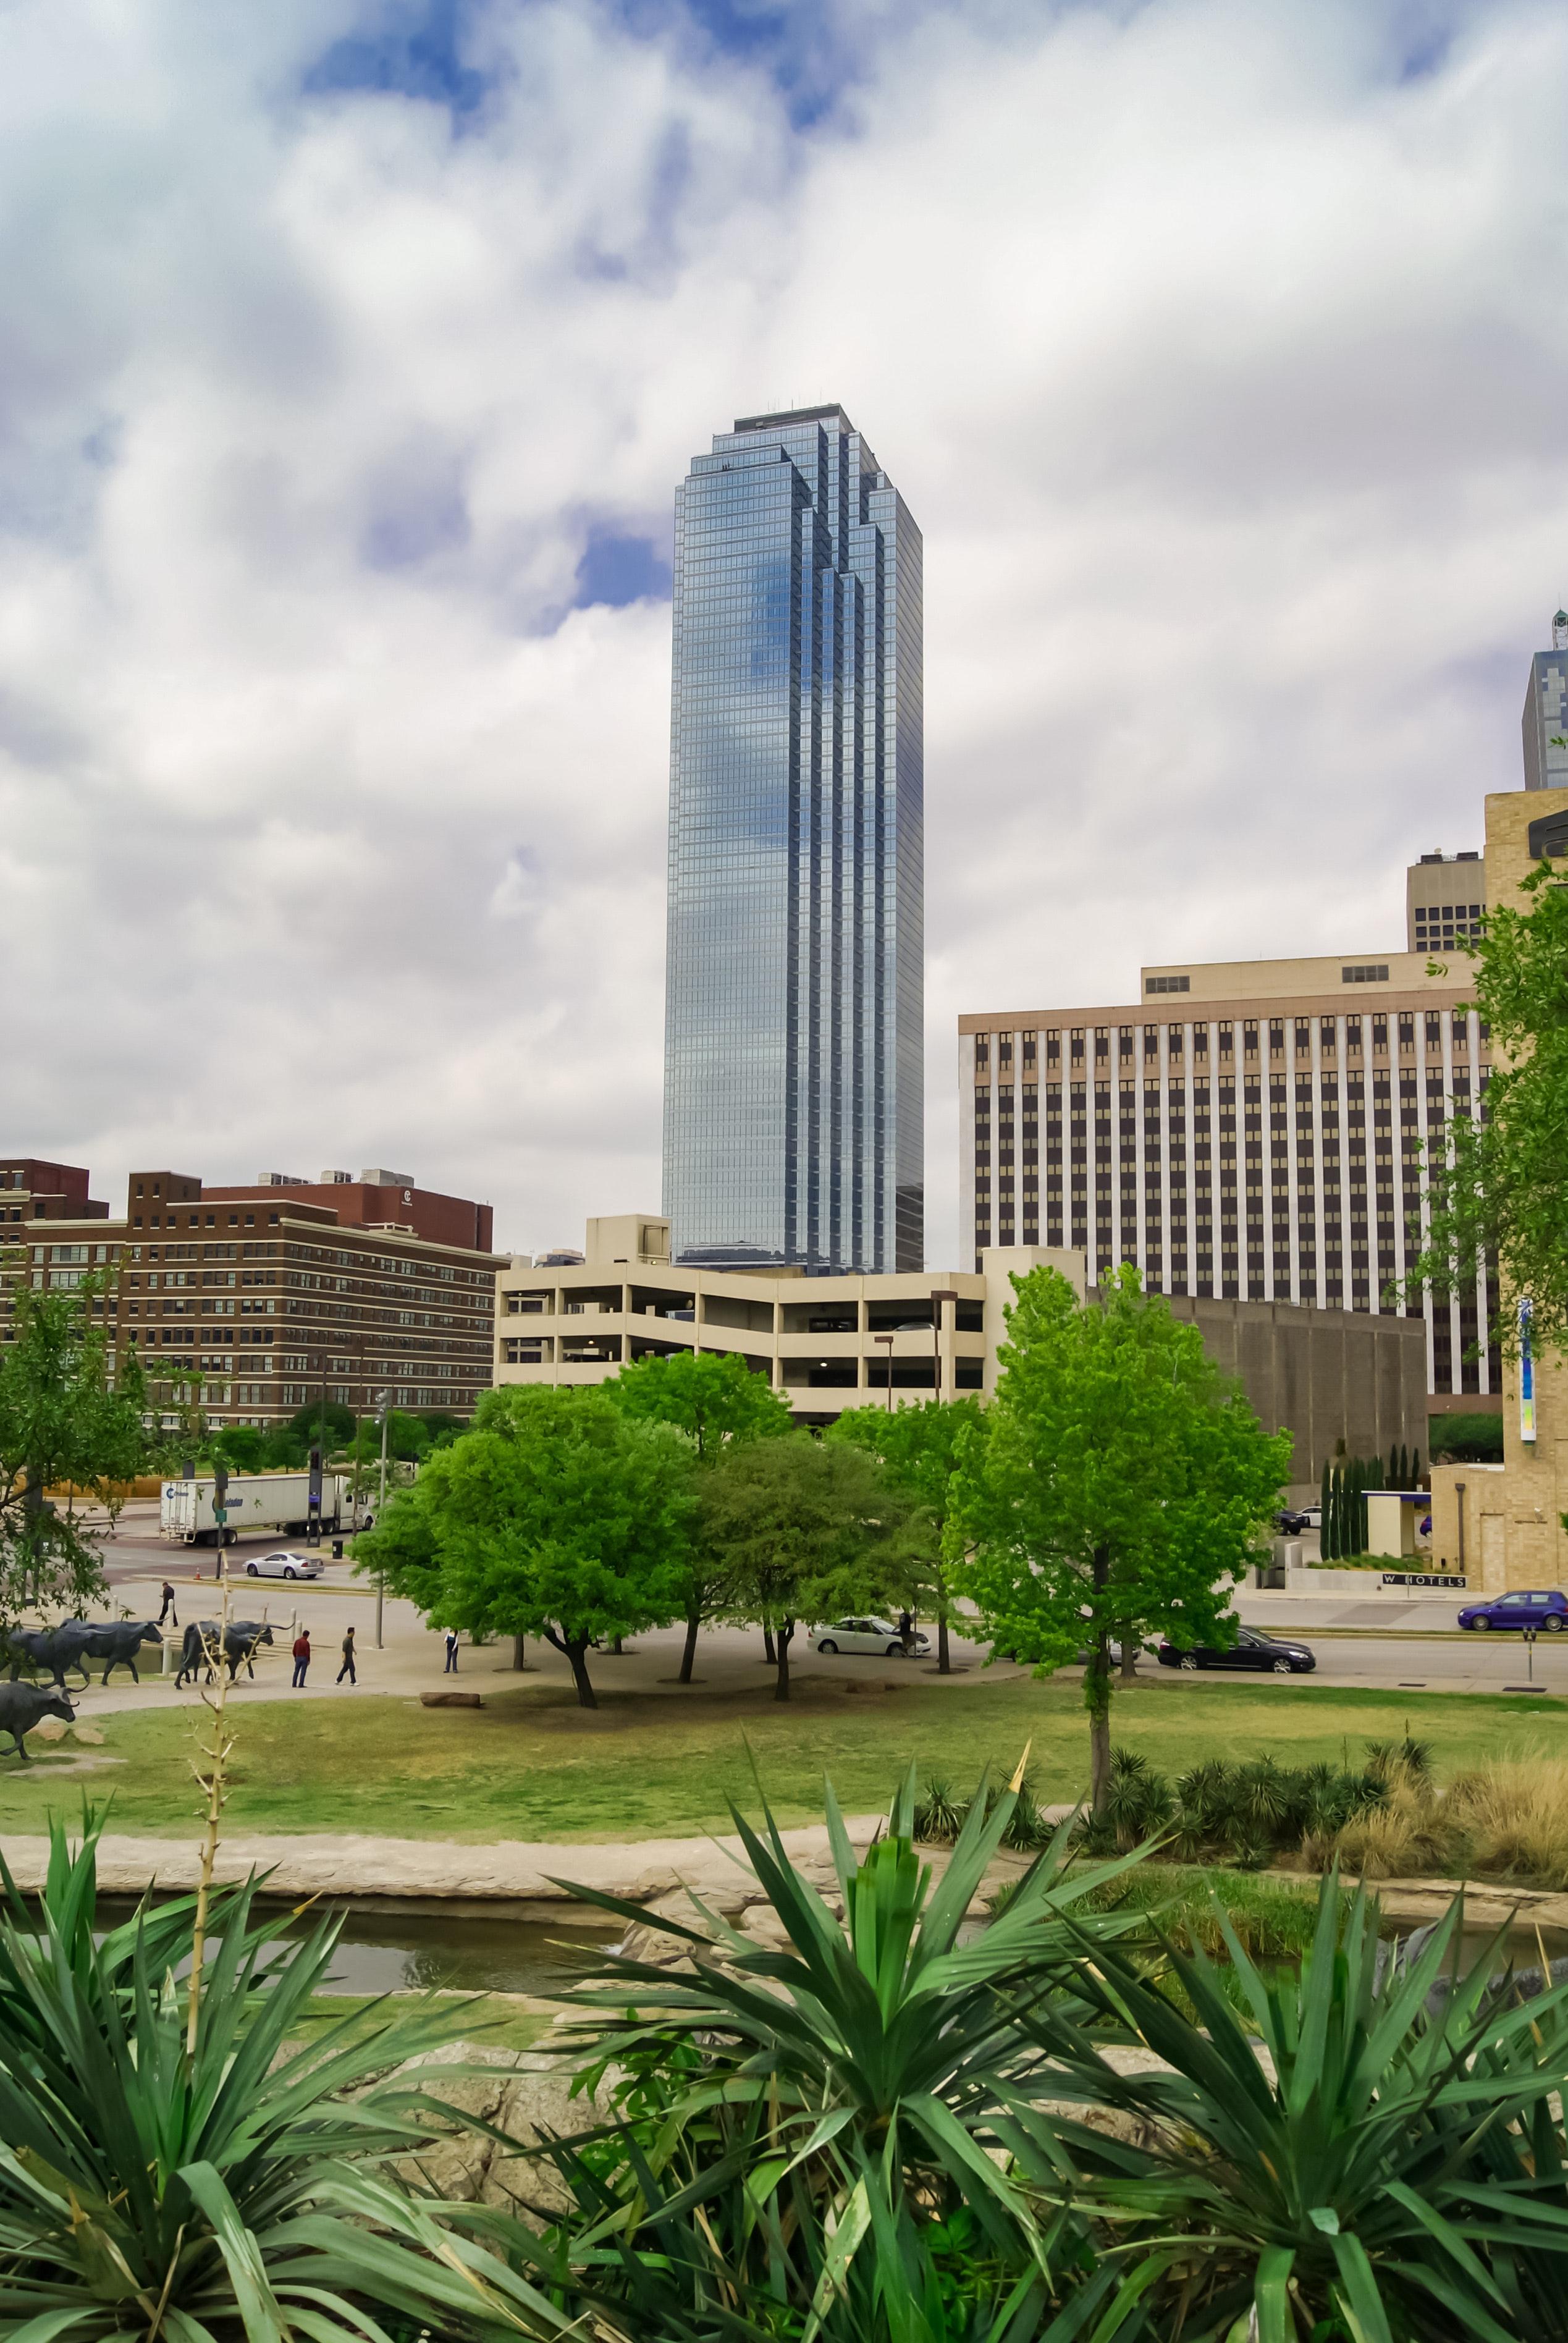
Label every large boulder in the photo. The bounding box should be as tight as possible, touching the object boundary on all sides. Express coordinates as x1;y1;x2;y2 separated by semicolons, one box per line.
393;2042;615;2225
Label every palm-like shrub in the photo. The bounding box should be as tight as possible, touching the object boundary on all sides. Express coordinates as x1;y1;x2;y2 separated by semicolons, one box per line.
1018;1869;1568;2341
0;1812;562;2342
499;1765;1150;2343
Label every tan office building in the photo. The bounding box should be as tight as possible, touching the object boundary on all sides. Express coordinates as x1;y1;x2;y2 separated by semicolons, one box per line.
494;1215;1425;1487
1429;782;1568;1587
0;1161;504;1427
959;944;1492;1414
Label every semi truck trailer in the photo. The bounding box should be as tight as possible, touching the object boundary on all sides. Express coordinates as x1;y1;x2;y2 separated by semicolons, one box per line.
160;1471;364;1546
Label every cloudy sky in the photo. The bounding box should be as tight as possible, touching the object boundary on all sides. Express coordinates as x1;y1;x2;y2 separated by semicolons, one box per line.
2;0;1564;1265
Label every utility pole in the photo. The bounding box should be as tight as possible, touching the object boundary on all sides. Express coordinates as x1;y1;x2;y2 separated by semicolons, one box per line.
374;1387;391;1649
874;1333;895;1412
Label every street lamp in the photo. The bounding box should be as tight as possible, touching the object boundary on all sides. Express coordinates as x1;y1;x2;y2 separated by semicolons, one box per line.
930;1290;959;1403
373;1388;392;1649
874;1333;895;1412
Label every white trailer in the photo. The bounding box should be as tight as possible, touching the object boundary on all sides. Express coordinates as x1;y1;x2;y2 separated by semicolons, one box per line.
159;1471;363;1546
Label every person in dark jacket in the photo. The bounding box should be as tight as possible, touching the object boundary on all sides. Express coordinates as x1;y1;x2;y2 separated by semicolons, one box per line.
337;1624;356;1686
158;1581;179;1627
444;1629;460;1674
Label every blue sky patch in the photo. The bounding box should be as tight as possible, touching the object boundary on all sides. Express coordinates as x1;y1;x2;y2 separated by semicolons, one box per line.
576;527;673;608
304;0;492;117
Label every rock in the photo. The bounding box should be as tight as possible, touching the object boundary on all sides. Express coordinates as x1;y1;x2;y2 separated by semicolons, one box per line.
69;1725;105;1745
30;1717;68;1742
394;2041;614;2224
420;1691;483;1709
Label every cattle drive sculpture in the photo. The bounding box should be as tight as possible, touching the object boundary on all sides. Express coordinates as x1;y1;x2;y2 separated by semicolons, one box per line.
0;1682;75;1761
175;1619;274;1688
6;1623;95;1689
7;1618;164;1687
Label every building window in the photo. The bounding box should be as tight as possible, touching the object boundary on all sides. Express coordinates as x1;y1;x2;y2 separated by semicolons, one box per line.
1145;974;1190;995
1342;965;1389;984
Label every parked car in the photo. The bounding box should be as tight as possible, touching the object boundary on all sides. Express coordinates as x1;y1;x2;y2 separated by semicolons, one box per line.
1457;1588;1568;1632
243;1550;324;1582
1275;1507;1315;1535
811;1617;930;1658
1157;1625;1317;1674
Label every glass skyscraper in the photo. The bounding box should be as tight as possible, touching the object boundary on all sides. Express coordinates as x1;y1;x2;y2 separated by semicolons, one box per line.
662;404;923;1273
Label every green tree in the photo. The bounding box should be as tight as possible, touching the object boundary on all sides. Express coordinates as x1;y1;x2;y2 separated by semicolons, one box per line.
0;1265;153;1622
605;1350;793;1681
700;1435;913;1703
208;1424;265;1474
355;1385;693;1708
952;1264;1291;1818
1320;1458;1334;1560
825;1397;985;1673
1399;858;1568;1357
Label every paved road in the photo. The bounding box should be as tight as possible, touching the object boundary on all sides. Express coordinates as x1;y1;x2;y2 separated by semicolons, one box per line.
41;1506;1568;1707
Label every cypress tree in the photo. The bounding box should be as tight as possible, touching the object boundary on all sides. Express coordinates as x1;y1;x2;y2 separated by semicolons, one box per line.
1343;1460;1359;1556
1397;1441;1409;1488
1320;1458;1332;1558
1388;1442;1398;1488
1327;1465;1342;1562
1357;1460;1370;1552
1412;1446;1422;1488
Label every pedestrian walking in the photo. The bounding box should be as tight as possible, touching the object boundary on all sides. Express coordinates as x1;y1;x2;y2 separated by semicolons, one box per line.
337;1624;357;1686
444;1629;460;1674
291;1629;311;1689
158;1581;179;1627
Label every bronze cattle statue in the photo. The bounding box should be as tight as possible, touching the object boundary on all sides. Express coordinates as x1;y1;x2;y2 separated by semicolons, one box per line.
81;1619;163;1686
175;1619;274;1688
7;1623;93;1691
0;1682;75;1760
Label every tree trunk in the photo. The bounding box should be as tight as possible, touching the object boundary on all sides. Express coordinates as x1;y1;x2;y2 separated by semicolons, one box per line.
763;1625;776;1666
512;1633;526;1670
937;1610;951;1674
543;1628;597;1709
610;1636;623;1655
773;1618;794;1703
1119;1637;1138;1681
566;1640;598;1708
679;1607;701;1683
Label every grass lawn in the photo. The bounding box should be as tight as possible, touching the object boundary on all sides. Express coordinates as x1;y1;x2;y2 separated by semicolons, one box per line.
287;1993;552;2054
0;1671;1561;1844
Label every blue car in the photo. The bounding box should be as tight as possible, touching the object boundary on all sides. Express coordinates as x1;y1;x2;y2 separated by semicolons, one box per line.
1457;1588;1568;1632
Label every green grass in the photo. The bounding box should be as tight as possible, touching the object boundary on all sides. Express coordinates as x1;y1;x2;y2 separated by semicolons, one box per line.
285;1993;552;2053
1;1673;1561;1844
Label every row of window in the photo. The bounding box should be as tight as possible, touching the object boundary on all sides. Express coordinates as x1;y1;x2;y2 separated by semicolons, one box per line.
972;1011;1485;1066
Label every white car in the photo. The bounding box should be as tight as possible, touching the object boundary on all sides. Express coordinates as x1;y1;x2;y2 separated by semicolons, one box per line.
811;1616;930;1658
243;1550;324;1581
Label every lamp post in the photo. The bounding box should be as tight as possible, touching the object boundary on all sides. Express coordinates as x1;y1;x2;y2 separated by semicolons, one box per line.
874;1333;895;1412
373;1388;391;1649
930;1290;959;1403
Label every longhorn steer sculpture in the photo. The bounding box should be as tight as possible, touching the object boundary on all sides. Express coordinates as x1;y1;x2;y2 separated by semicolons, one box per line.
175;1619;274;1688
0;1682;75;1760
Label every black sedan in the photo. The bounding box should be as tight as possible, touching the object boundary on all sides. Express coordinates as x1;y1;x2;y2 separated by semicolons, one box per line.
1158;1626;1317;1675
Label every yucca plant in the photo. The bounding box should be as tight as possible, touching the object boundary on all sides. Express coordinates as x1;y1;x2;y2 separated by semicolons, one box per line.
0;1810;567;2342
1013;1868;1568;2341
914;1773;966;1844
495;1762;1154;2343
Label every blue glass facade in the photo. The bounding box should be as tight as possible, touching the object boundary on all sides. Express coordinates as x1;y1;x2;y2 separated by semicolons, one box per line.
662;405;923;1272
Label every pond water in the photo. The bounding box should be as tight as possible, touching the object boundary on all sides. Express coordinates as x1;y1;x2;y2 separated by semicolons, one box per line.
86;1894;617;1996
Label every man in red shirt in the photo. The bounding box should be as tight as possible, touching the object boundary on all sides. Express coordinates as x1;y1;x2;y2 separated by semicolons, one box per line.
292;1629;311;1689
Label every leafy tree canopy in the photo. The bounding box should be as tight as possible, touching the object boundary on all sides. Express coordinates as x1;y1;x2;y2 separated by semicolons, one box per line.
354;1383;694;1707
1401;860;1568;1356
827;1398;985;1670
953;1264;1291;1815
701;1434;914;1700
0;1265;154;1623
604;1347;793;1461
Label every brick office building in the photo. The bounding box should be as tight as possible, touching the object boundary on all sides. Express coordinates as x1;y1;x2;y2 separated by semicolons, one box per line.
0;1161;504;1428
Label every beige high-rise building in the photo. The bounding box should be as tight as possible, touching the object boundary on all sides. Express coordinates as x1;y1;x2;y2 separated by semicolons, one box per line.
959;947;1493;1414
1428;782;1568;1586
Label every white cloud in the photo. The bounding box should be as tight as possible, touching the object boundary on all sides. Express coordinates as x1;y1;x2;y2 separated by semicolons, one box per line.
1;0;1565;1267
